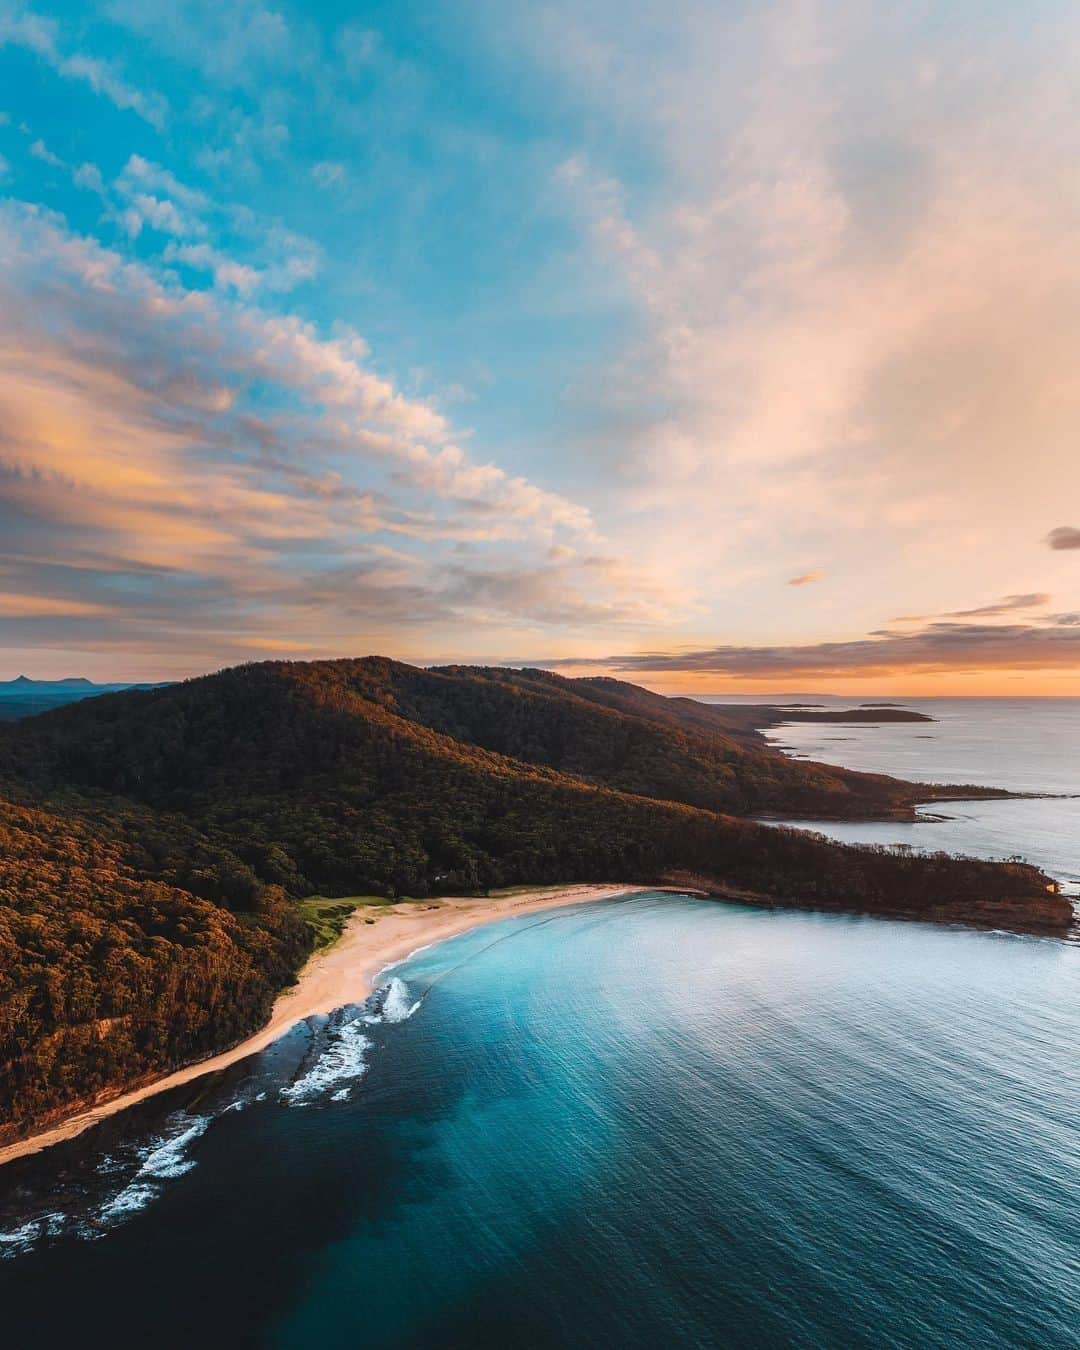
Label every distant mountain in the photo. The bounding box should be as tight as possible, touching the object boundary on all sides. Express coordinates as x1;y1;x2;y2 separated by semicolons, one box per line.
0;677;170;721
0;657;1069;1143
0;676;95;689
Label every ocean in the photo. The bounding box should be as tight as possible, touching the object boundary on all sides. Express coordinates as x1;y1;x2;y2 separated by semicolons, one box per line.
730;695;1080;894
1;699;1078;1348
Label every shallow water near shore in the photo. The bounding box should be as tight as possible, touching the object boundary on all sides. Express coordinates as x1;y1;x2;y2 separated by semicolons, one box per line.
2;891;1079;1348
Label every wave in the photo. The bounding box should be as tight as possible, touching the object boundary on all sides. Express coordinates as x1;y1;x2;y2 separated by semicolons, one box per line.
0;1213;67;1258
365;977;421;1025
2;989;421;1257
280;1014;372;1106
96;1112;211;1225
0;1111;213;1258
374;943;438;987
278;981;420;1106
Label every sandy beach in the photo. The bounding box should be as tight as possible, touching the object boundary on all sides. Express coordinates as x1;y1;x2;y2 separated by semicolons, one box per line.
0;882;641;1168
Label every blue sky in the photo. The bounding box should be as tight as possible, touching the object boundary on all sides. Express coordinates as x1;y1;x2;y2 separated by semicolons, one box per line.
2;0;1080;690
2;2;621;457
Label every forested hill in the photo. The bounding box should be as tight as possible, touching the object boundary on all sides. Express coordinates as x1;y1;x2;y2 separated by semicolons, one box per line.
10;655;959;821
0;658;1071;1144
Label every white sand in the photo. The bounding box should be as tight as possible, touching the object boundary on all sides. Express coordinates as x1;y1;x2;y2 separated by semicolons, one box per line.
0;883;644;1167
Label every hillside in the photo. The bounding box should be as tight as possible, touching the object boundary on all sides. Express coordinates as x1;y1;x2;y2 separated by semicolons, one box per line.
416;665;949;816
0;658;1070;1143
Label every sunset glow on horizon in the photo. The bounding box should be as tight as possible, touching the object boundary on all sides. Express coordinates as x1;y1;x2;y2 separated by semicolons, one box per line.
2;1;1080;693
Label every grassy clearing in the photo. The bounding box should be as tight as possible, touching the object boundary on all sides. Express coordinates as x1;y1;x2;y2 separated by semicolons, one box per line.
484;884;572;899
298;895;387;949
297;888;573;950
297;893;448;948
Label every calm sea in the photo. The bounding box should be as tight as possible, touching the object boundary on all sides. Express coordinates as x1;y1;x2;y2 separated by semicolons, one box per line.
1;701;1078;1348
726;696;1080;893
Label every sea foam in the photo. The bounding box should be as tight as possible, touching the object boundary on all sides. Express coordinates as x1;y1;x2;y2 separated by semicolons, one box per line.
0;1112;214;1256
0;1214;67;1259
366;977;421;1024
2;987;419;1256
280;1015;372;1105
95;1113;211;1226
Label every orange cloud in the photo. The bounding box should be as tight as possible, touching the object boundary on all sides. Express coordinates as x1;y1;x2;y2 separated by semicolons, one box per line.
548;618;1080;682
0;201;647;668
0;593;107;617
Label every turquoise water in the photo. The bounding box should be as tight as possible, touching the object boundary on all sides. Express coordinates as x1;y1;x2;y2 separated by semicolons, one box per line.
2;892;1079;1348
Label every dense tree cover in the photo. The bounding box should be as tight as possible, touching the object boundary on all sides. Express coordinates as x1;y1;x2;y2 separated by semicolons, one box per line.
0;658;1068;1140
416;664;932;816
0;796;307;1141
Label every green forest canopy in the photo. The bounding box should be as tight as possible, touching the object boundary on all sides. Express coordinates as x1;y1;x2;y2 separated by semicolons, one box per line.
0;658;1069;1142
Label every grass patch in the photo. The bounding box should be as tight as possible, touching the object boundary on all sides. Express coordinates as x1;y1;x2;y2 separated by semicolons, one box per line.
298;895;388;949
485;884;572;899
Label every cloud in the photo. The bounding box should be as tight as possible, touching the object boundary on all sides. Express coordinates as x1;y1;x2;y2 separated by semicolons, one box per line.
547;619;1080;680
945;592;1050;618
126;194;202;239
112;155;209;239
105;0;310;90
0;591;107;617
54;52;167;127
72;162;105;194
439;552;681;628
1048;526;1080;550
28;137;62;168
0;7;55;60
0;204;573;524
0;200;631;664
312;161;345;190
107;155;322;294
119;155;209;212
541;0;1080;629
894;593;1052;623
788;570;823;587
162;242;261;294
0;7;167;126
5;0;1079;676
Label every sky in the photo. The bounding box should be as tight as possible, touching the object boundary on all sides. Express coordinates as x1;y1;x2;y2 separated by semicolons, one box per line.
1;0;1080;693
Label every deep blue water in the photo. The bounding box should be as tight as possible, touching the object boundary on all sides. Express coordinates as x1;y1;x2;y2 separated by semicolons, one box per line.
2;892;1079;1349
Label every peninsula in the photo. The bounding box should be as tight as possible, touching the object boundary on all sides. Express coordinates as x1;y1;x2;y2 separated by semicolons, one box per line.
0;658;1071;1148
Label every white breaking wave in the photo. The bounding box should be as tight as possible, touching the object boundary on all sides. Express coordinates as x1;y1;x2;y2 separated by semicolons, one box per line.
279;1017;372;1105
96;1183;158;1225
0;1112;214;1257
222;1085;269;1114
0;1214;66;1259
95;1113;211;1225
374;942;435;986
2;990;421;1257
279;984;418;1105
137;1114;211;1179
367;977;421;1025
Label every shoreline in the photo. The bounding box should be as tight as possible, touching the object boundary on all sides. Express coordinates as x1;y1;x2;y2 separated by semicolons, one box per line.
3;864;1069;1170
0;882;645;1169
